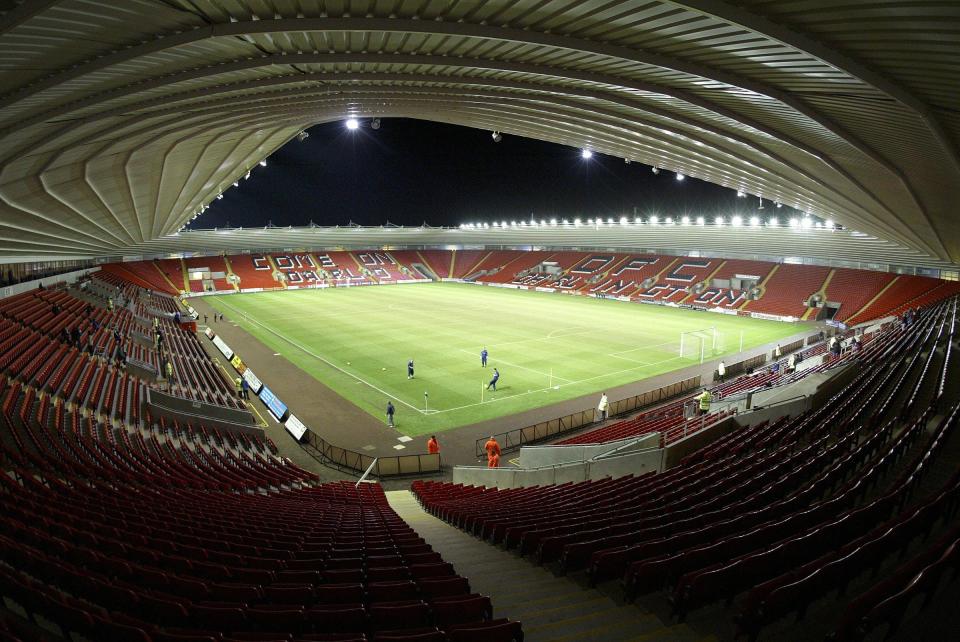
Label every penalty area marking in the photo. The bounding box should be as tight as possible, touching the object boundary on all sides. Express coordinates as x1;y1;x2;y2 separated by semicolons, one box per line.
457;348;573;384
213;298;428;415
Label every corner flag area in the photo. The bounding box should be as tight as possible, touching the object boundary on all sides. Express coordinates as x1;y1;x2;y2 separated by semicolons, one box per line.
207;283;800;435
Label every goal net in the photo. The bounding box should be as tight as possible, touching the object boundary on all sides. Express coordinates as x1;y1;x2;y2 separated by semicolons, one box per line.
679;327;719;363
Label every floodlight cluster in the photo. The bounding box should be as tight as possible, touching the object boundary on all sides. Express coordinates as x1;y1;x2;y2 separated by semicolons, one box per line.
457;215;837;231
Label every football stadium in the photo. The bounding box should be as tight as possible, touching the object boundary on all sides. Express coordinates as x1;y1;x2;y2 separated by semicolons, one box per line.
1;3;960;642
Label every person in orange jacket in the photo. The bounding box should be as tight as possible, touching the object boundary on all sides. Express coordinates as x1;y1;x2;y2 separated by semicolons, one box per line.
484;436;501;468
427;435;440;455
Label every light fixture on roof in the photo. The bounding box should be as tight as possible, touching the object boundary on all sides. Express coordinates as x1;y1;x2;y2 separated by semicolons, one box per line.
649;215;658;225
581;149;593;159
802;217;813;229
624;158;631;164
586;218;594;225
768;217;779;227
216;194;223;199
345;118;359;130
750;216;761;227
550;218;558;226
715;216;724;225
651;166;660;175
574;218;582;226
491;131;502;143
731;216;743;227
501;221;508;228
775;201;783;208
540;219;547;226
696;216;706;225
789;217;800;228
675;172;685;181
232;182;239;187
620;216;628;225
824;219;834;229
296;130;309;142
607;217;614;225
244;172;251;180
370;118;381;130
736;190;746;198
665;217;674;225
259;160;267;167
681;215;691;225
758;197;764;210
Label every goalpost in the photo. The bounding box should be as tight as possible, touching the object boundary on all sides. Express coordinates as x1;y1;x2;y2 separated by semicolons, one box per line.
679;327;719;363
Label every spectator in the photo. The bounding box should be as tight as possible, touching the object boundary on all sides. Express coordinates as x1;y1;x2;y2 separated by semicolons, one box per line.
484;436;501;468
107;297;113;311
597;393;609;421
788;353;797;371
165;360;174;388
235;377;243;399
427;435;440;455
386;401;395;428
774;344;782;359
241;377;250;400
203;314;208;324
717;361;726;383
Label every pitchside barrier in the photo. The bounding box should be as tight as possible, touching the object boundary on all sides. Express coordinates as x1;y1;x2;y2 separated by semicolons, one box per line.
475;374;702;458
715;353;768;383
302;430;441;477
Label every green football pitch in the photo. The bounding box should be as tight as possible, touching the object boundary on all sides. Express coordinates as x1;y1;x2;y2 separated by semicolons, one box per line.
206;283;802;436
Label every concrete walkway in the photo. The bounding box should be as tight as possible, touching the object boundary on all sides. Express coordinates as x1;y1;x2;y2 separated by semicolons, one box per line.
386;490;713;642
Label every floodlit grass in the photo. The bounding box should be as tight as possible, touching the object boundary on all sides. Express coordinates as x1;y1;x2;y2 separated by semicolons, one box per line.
207;283;801;435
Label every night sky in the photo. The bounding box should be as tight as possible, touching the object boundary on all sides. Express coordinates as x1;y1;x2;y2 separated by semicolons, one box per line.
191;119;786;230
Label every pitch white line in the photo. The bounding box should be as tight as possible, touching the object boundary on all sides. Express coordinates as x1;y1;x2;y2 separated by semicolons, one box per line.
456;348;573;383
213;298;426;414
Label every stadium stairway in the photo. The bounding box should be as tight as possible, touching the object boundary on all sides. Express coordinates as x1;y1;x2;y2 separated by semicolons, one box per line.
386;490;708;642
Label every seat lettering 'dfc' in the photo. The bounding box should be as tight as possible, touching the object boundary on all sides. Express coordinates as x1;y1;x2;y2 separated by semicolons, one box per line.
613;256;659;277
667;260;713;283
572;255;615;274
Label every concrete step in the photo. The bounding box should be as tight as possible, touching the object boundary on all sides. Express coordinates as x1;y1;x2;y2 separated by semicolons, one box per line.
386;490;711;642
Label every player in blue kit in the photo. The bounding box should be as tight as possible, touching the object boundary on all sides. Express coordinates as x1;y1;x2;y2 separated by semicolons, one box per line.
481;347;488;367
487;367;500;391
407;359;414;379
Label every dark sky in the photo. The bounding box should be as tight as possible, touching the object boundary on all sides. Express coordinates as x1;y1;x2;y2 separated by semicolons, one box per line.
191;119;789;229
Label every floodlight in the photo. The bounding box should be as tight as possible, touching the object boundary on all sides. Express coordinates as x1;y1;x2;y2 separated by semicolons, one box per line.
715;216;724;225
581;149;593;159
825;219;834;229
607;218;614;225
297;131;309;142
768;217;779;227
649;215;658;225
681;216;691;225
676;172;685;181
651;166;660;175
750;216;760;227
259;160;267;167
540;220;546;226
665;217;674;225
736;190;746;198
501;221;508;228
789;217;800;228
620;216;628;225
776;201;783;208
802;217;813;229
511;220;518;227
370;118;381;130
624;158;631;164
491;131;502;143
731;216;743;226
562;219;569;225
345;118;359;130
586;218;594;225
550;218;558;226
574;218;582;226
216;194;223;200
696;216;705;225
232;182;238;187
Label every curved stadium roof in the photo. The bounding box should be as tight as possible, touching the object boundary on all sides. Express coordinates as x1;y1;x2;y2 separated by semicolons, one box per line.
0;1;958;266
